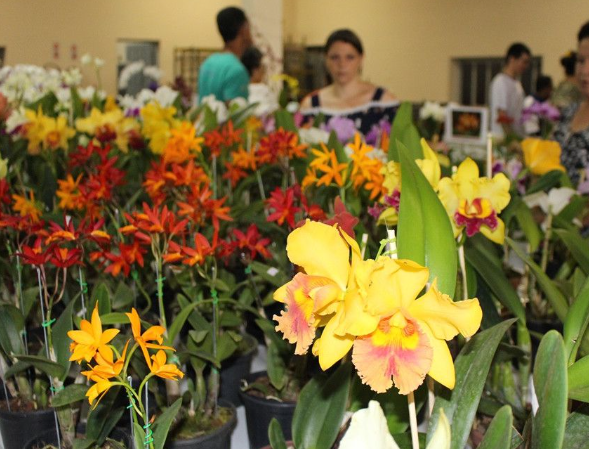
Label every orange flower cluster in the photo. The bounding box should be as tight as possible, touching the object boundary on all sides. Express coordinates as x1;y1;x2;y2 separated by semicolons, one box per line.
203;121;243;158
256;128;307;165
348;134;386;199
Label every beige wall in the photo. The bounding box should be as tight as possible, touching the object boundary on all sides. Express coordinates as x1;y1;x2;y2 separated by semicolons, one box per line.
283;0;589;103
0;0;236;94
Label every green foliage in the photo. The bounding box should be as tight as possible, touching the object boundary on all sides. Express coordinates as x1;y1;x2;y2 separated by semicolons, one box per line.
397;141;457;296
532;331;567;449
388;102;422;161
52;383;89;407
292;362;352;449
153;398;182;449
268;418;288;449
428;319;516;449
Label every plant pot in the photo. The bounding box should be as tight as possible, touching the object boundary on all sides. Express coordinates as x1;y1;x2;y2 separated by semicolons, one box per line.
0;407;57;449
24;427;130;449
220;333;257;406
239;371;296;449
166;400;237;449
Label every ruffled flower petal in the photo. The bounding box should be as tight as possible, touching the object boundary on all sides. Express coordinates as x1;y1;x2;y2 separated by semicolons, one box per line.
408;280;482;340
419;322;456;389
352;314;433;394
287;220;350;289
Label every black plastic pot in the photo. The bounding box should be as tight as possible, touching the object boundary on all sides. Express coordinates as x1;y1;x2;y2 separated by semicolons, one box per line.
220;334;257;406
24;427;130;449
166;401;237;449
239;371;297;449
0;407;57;449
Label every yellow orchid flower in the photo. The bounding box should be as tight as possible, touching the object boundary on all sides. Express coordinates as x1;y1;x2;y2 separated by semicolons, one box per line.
41;115;75;150
81;340;129;381
378;139;441;226
140;101;179;154
0;157;7;179
150;350;184;380
85;376;113;407
274;220;482;394
126;308;174;369
68;305;120;363
438;158;511;244
22;107;47;154
521;138;566;175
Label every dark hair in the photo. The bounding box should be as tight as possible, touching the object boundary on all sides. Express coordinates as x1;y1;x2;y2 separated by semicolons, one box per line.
578;21;589;42
505;43;531;63
561;51;577;76
535;75;553;92
325;29;363;55
241;47;263;76
217;7;248;43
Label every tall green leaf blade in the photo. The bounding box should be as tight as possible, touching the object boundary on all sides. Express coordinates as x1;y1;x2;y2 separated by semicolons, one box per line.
275;109;297;132
52;297;76;381
397;142;457;296
532;331;567;449
0;304;25;356
52;383;88;407
506;237;568;322
478;405;513;449
568;355;589;402
166;302;199;346
153;398;182;449
514;201;541;252
292;362;352;449
555;229;589;274
465;239;526;322
388;102;422;161
427;319;516;449
564;277;589;364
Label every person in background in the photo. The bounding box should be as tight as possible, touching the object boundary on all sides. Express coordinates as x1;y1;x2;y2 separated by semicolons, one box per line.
553;51;582;110
198;6;253;103
241;46;278;115
555;21;589;184
489;43;532;139
522;75;554;136
299;29;398;136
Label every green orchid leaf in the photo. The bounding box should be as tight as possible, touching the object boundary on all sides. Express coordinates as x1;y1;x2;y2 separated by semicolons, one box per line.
52;297;77;381
388;102;422;161
327;130;349;163
153;398;182;449
268;417;288;449
569;354;589;402
564;277;589;364
532;331;567;449
13;354;65;379
506;237;568;322
514;201;542;252
292;362;352;449
465;238;526;322
427;319;516;449
526;170;563;194
52;383;88;407
0;304;25;356
99;312;130;326
398;141;457;297
267;341;287;391
112;282;134;309
90;282;111;315
478;405;513;449
563;405;589;449
555;229;589;275
86;387;122;442
166;302;199;346
275;109;297;132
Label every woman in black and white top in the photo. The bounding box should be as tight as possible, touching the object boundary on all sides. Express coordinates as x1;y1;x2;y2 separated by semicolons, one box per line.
555;21;589;184
300;29;399;136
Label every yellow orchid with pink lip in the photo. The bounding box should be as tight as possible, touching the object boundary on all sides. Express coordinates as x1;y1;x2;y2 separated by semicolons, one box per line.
437;158;511;244
273;220;482;394
378;139;441;226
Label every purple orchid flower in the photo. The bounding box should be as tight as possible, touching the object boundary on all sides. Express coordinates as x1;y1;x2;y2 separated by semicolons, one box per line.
321;116;357;142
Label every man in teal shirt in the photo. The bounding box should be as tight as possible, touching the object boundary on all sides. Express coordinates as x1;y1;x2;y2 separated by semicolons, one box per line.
198;7;252;103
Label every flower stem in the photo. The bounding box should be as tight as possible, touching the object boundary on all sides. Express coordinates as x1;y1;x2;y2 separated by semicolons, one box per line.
407;392;420;449
458;244;468;300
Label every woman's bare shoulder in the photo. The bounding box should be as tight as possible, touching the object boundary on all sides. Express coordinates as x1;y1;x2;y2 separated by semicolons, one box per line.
380;89;397;102
300;89;323;110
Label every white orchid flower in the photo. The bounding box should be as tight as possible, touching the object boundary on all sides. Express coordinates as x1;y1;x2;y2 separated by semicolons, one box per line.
524;187;577;216
339;401;399;449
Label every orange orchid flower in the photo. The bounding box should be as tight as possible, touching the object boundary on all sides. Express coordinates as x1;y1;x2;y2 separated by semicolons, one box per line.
150;350;184;380
68;305;120;363
126;308;174;369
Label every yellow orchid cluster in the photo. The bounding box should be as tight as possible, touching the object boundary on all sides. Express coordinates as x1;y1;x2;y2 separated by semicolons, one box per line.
378;140;511;244
140;102;180;154
21;107;75;154
273;220;482;394
68;306;183;407
521;138;566;176
75;107;140;153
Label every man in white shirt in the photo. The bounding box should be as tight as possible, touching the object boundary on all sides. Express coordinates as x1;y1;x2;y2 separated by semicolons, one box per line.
489;43;532;138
